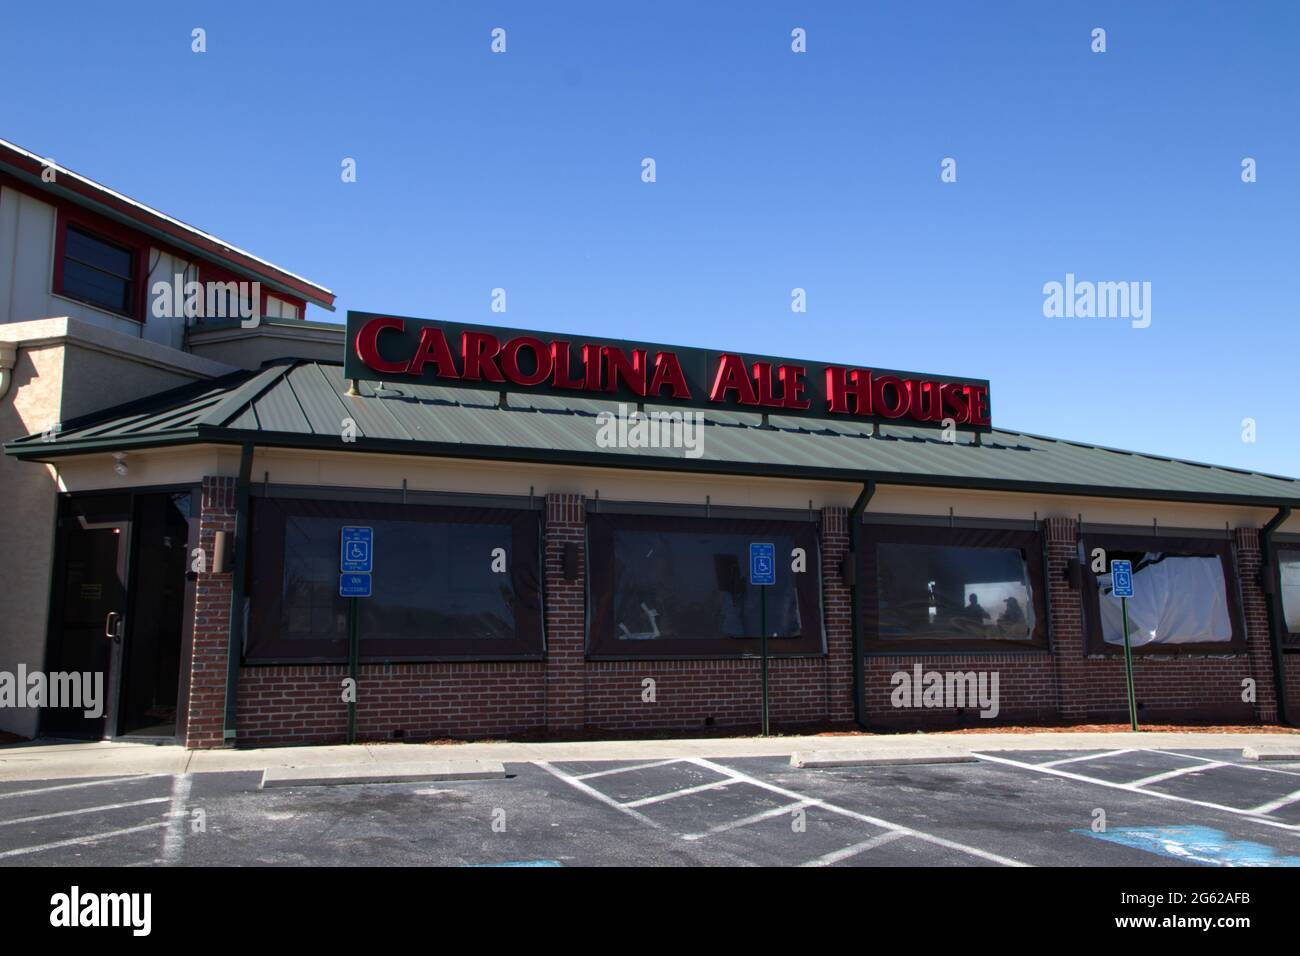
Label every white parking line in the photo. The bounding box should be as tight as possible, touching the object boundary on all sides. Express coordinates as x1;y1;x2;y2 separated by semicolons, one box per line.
1127;762;1231;788
1249;788;1300;816
574;759;683;781
0;774;171;801
1150;749;1300;778
973;752;1300;833
1039;749;1134;768
159;773;192;865
682;800;814;841
535;761;663;829
800;831;907;867
0;821;169;860
624;778;734;809
0;797;169;828
686;758;1029;867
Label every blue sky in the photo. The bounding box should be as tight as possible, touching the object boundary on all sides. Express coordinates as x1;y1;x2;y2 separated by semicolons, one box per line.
4;2;1297;476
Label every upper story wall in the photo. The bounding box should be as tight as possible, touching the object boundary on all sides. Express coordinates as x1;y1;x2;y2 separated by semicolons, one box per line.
0;184;306;354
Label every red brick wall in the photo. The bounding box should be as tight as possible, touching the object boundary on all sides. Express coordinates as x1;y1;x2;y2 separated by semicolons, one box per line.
183;476;236;748
863;655;1057;727
183;472;1286;748
544;493;586;733
237;663;544;746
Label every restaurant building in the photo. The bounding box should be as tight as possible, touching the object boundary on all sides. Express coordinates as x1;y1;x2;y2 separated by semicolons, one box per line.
2;141;1299;749
6;305;1300;748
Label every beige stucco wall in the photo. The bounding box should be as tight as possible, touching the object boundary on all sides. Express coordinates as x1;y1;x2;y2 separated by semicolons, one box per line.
51;442;1300;536
187;321;344;369
0;185;198;350
0;320;233;738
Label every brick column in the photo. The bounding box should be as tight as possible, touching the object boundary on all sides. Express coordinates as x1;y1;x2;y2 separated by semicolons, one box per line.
1045;517;1084;720
544;493;586;735
821;507;854;724
184;476;236;748
1234;527;1279;723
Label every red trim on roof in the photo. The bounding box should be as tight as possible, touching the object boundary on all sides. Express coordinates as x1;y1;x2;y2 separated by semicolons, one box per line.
0;143;334;310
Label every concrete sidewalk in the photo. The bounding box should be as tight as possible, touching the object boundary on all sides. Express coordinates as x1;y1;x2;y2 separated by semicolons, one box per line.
1;730;1297;783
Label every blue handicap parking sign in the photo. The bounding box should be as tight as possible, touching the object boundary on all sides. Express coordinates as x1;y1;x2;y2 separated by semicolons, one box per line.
341;526;373;572
339;573;372;598
1111;559;1134;598
750;542;776;586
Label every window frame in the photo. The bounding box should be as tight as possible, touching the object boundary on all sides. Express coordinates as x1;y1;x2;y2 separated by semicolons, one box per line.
245;496;544;663
52;212;148;322
1081;532;1246;656
586;511;825;659
860;522;1050;654
1273;545;1300;648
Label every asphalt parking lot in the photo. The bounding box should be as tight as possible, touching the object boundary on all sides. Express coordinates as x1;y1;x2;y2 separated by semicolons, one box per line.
1;748;1298;867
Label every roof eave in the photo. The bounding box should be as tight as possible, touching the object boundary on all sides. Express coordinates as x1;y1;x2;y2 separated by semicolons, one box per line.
10;427;1297;511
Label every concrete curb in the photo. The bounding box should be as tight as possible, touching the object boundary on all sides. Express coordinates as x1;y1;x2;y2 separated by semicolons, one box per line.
259;760;507;789
1241;745;1300;762
790;750;977;769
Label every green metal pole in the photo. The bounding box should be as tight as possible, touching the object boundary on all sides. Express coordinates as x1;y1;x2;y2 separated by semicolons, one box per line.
1120;596;1138;732
760;587;769;737
346;596;359;744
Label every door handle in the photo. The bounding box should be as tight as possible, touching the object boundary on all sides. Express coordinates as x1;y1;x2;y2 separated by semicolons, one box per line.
104;611;124;642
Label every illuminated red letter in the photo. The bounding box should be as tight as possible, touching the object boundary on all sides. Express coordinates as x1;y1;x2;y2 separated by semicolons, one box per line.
779;365;810;410
825;367;872;415
751;362;785;408
648;351;691;399
908;380;944;422
461;331;505;383
941;382;971;424
602;347;647;397
551;341;586;390
967;384;990;426
710;354;758;405
354;317;410;375
873;375;910;419
500;336;553;386
407;326;460;379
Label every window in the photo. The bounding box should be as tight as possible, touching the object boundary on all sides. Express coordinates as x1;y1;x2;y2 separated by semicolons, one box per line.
247;497;543;661
587;512;823;657
264;296;300;320
1277;549;1300;645
59;223;138;317
861;524;1048;651
1082;534;1244;654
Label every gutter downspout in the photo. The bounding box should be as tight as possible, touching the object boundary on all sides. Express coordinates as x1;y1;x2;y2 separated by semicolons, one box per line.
223;442;254;745
1259;506;1293;727
0;343;16;401
849;480;876;730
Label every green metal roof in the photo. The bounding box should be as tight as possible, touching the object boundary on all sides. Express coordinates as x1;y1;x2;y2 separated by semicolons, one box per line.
7;358;1299;507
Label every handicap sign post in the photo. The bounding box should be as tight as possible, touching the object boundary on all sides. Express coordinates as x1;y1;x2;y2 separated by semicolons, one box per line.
340;527;373;743
750;543;776;736
1110;559;1139;732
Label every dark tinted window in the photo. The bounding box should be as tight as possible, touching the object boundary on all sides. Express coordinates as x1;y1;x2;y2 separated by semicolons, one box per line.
877;543;1036;643
588;513;824;657
62;225;135;316
248;498;542;661
861;524;1048;651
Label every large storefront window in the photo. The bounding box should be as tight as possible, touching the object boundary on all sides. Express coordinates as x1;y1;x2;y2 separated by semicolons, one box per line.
587;512;824;657
861;524;1048;651
1082;534;1243;654
1277;549;1300;645
247;498;543;661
